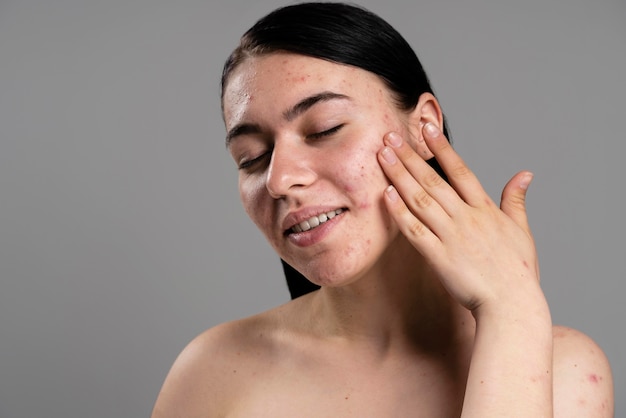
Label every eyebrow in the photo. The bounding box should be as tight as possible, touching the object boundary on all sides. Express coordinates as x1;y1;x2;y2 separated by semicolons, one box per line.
225;91;350;146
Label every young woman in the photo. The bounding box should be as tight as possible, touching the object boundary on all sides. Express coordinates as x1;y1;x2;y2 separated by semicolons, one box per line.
152;3;613;416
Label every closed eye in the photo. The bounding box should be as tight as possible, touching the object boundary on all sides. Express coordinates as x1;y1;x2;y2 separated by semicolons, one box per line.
238;124;345;170
238;150;271;170
308;124;345;140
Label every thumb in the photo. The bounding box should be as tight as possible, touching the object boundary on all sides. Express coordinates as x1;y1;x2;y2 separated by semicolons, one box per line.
500;171;534;235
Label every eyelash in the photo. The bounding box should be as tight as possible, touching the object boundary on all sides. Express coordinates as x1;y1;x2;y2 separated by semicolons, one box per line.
238;152;269;170
308;124;345;140
238;124;345;170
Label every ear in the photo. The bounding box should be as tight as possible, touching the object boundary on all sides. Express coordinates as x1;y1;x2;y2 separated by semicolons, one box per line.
406;92;444;159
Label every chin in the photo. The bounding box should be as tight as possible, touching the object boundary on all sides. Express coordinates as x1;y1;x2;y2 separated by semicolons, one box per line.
282;214;400;287
294;248;376;289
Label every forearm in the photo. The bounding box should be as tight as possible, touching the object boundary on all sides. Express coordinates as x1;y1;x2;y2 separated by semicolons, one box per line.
462;291;553;417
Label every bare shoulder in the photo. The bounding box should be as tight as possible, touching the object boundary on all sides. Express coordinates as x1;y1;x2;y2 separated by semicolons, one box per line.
151;302;293;418
552;325;614;417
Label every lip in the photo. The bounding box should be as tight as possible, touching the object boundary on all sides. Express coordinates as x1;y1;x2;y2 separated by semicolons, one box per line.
282;206;346;235
285;209;345;247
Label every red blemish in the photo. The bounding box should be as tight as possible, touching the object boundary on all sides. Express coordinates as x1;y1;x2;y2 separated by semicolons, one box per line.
588;374;599;383
523;260;529;268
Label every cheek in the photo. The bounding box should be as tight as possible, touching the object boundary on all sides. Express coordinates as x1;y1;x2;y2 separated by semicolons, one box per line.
332;140;389;210
239;177;269;226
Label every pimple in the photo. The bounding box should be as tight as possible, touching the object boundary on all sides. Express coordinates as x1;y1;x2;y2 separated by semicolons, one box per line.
588;374;601;383
286;74;311;83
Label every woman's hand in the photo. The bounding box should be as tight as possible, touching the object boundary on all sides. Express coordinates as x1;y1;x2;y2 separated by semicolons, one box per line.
378;122;541;314
379;123;554;416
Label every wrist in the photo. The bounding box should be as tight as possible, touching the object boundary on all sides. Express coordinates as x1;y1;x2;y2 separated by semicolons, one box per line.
471;284;552;332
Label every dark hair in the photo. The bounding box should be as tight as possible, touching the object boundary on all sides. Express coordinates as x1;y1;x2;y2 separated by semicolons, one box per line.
222;2;451;300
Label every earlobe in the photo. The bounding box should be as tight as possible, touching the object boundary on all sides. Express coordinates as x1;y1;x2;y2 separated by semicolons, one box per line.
407;93;444;159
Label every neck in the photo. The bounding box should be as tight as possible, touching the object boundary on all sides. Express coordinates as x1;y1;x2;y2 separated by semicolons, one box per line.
306;237;474;355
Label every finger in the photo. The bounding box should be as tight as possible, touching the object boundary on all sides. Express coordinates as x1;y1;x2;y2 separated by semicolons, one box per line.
500;171;540;279
383;184;442;259
378;145;452;236
500;171;533;236
422;123;490;208
382;132;462;217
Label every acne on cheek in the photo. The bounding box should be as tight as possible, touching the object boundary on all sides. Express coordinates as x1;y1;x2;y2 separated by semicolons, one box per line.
339;159;380;211
358;200;371;210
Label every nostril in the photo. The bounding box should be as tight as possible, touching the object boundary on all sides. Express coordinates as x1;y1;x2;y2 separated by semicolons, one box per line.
265;152;316;198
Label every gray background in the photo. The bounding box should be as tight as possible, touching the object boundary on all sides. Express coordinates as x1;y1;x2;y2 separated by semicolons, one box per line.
1;0;624;416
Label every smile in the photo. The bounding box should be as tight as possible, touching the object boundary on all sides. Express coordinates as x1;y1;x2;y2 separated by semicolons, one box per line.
290;209;344;234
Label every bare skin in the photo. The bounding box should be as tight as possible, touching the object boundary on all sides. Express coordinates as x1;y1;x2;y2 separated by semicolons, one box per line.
152;53;613;417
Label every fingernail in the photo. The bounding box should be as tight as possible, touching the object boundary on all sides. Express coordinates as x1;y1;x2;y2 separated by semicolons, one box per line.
381;147;397;164
385;185;399;202
424;122;439;138
520;172;534;190
386;132;403;148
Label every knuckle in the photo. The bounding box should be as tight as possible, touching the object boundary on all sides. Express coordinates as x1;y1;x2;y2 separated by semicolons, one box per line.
408;220;427;237
505;192;526;209
422;171;444;188
411;189;432;209
449;162;472;178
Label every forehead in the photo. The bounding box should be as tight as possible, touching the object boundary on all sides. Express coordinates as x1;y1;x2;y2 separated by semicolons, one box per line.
222;53;390;127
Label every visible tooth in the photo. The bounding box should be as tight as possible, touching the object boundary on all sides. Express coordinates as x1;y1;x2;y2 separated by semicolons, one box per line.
291;209;344;234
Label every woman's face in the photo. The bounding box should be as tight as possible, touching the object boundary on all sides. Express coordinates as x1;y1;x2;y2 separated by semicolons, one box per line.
223;52;413;287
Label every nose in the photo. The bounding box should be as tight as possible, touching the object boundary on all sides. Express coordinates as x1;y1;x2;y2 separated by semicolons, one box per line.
265;139;317;199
